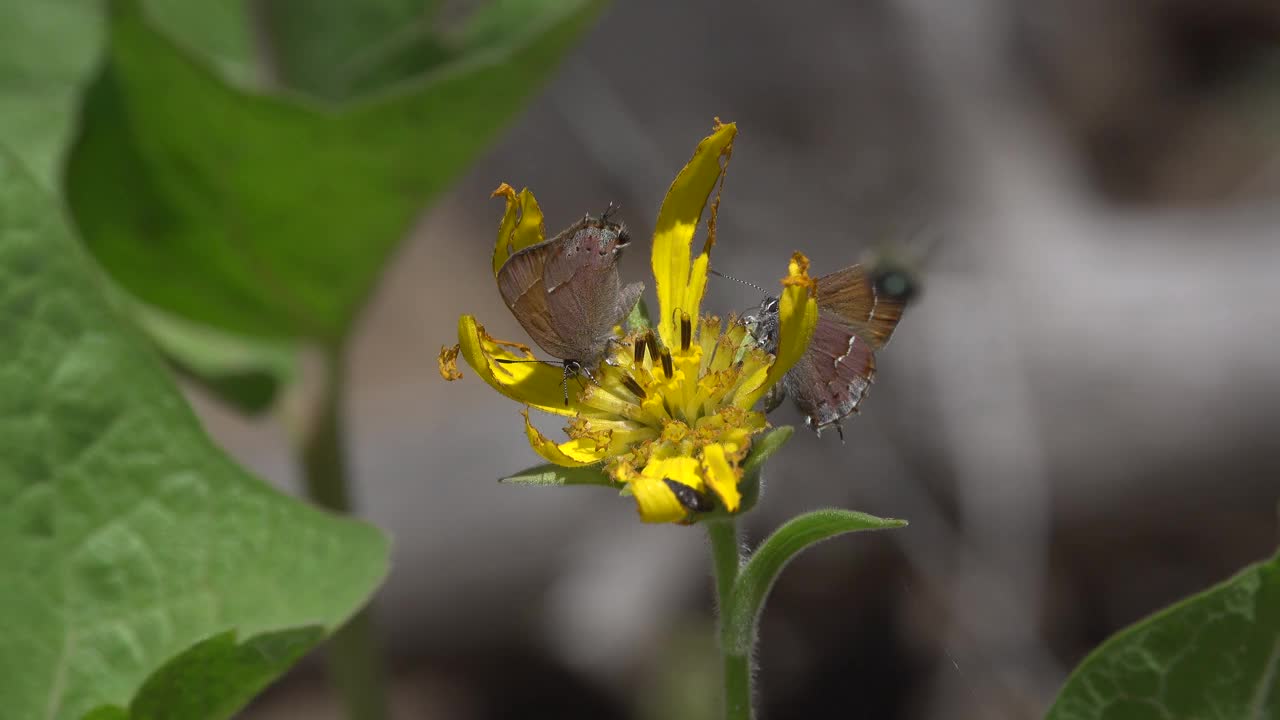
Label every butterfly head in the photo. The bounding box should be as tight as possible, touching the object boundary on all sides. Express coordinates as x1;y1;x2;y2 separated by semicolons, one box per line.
573;209;631;260
741;295;781;354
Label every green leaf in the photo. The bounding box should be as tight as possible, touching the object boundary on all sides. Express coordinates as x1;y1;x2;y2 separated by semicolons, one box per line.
724;509;906;655
1047;548;1280;720
83;628;323;720
257;0;453;101
138;0;257;85
501;463;613;487
67;0;607;344
0;149;389;719
0;1;105;191
0;1;257;194
133;304;296;415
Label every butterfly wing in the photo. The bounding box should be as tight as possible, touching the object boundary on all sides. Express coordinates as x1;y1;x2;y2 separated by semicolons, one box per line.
542;221;634;361
814;265;906;350
496;240;579;360
782;311;877;432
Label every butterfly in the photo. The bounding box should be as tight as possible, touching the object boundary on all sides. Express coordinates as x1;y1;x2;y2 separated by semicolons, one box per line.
495;207;644;402
751;263;912;439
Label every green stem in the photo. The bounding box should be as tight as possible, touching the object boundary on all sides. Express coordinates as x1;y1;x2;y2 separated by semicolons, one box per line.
301;346;389;720
708;519;753;720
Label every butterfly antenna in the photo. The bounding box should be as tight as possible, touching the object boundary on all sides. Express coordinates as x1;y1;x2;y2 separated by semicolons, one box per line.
709;268;770;295
601;201;620;223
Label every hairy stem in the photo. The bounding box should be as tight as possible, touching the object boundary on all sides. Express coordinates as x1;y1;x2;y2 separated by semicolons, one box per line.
708;519;753;720
301;346;389;720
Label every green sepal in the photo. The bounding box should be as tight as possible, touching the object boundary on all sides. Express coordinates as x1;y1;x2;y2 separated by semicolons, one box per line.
627;297;653;332
695;426;792;523
500;463;614;487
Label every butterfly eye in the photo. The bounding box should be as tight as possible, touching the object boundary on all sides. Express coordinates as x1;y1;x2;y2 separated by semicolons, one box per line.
763;297;780;314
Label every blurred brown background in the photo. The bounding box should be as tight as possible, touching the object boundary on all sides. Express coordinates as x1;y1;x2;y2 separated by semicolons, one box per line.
198;0;1280;717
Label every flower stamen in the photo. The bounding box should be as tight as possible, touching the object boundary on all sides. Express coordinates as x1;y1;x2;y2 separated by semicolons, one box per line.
621;374;648;400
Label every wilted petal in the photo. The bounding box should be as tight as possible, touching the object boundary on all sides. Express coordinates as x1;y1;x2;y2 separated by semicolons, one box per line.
491;183;545;277
456;315;582;416
652;121;737;348
524;409;609;466
438;344;463;380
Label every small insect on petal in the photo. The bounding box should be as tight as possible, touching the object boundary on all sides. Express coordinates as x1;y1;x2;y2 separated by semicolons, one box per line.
660;348;674;379
664;479;715;513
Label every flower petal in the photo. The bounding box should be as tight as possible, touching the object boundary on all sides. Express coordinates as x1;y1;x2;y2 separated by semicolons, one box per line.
456;315;582;416
642;455;704;489
629;475;688;524
491;183;545;277
652;121;737;347
701;443;741;512
737;253;818;407
523;409;609;466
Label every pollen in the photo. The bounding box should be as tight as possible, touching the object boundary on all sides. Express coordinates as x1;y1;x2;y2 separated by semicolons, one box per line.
561;314;774;521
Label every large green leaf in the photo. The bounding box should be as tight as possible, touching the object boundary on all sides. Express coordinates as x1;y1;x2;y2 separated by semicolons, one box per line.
256;0;451;101
67;0;606;344
0;1;290;413
0;1;255;193
1047;548;1280;720
0;148;389;719
0;1;105;191
134;303;296;415
82;628;323;720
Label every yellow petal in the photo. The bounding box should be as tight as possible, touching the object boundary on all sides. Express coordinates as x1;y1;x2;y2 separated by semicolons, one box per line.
491;183;545;277
737;253;818;407
652;121;737;347
629;475;688;524
701;443;741;512
523;409;609;466
641;456;704;490
456;315;582;416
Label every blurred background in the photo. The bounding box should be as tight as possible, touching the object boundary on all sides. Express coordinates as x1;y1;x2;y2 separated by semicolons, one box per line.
174;0;1280;717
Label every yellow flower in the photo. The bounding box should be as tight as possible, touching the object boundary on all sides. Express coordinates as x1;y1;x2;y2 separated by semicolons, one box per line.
440;121;818;523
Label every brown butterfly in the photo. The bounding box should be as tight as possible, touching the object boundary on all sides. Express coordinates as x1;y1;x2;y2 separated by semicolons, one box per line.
752;263;911;439
496;208;644;401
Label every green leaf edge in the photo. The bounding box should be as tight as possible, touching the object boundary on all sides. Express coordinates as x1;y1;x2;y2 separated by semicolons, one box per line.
80;627;324;720
1045;546;1280;719
725;508;907;655
500;462;613;487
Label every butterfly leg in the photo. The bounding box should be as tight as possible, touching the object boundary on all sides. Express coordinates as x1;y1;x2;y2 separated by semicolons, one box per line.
574;362;604;388
763;383;787;413
603;337;625;367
